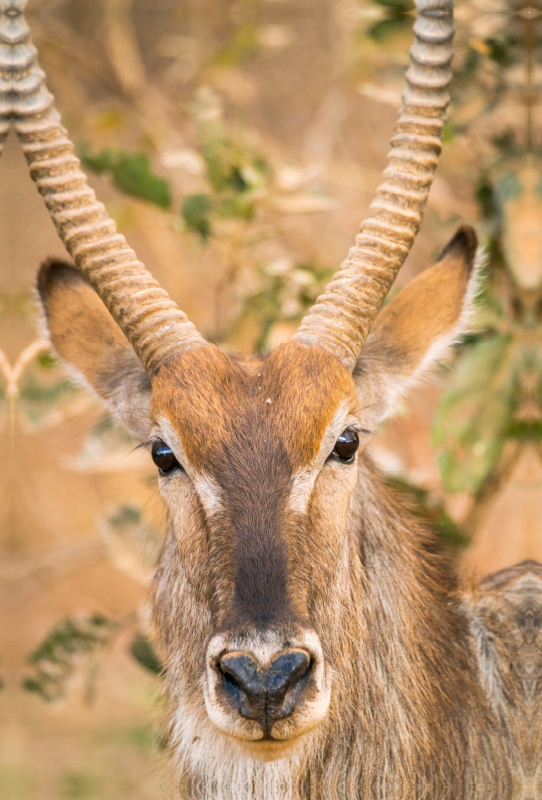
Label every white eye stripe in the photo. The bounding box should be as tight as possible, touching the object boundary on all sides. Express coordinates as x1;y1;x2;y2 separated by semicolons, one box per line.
288;403;360;514
288;469;316;515
152;414;224;515
194;475;224;517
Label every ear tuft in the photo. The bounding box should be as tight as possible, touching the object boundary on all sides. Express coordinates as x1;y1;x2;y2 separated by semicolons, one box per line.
37;259;87;309
436;224;478;268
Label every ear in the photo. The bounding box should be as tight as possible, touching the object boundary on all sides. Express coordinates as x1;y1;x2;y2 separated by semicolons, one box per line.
354;225;480;430
37;260;151;439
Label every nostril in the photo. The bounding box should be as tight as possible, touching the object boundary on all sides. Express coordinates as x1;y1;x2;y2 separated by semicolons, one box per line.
219;652;260;688
221;669;240;689
219;667;247;712
220;668;241;693
218;652;263;717
267;649;312;696
217;652;265;719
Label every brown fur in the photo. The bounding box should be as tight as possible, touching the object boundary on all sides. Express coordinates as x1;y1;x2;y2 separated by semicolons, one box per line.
368;225;477;372
152;454;512;798
36;228;537;799
465;561;542;798
37;260;151;437
152;343;357;468
151;343;359;628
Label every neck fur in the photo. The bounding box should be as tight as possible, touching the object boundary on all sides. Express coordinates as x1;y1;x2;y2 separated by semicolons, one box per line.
154;457;511;800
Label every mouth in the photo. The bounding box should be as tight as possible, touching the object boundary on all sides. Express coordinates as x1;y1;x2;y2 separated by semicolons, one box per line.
232;735;304;762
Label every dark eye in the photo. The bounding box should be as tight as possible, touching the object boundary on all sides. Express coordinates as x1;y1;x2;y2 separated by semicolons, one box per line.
152;440;180;475
332;429;359;464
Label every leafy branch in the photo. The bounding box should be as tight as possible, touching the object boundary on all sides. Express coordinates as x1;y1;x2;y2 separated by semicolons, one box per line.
23;614;163;703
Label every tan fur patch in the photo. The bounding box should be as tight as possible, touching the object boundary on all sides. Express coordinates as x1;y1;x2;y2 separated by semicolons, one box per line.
368;242;475;373
39;260;135;391
37;260;151;436
150;340;359;471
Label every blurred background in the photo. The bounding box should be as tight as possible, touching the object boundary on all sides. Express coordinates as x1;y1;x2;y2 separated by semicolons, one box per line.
1;0;541;797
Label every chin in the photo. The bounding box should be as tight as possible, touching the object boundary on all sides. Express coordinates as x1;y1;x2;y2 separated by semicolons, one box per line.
231;733;306;763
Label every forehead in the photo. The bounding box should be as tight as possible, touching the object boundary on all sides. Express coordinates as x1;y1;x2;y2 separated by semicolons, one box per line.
150;341;358;469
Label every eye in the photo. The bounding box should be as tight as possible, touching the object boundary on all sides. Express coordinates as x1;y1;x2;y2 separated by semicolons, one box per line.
152;440;180;475
332;428;359;464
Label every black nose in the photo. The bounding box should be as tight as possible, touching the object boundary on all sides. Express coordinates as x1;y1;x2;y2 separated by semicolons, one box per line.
218;649;312;731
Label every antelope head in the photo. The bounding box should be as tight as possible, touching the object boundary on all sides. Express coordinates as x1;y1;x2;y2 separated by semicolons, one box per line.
6;0;471;765
36;225;478;761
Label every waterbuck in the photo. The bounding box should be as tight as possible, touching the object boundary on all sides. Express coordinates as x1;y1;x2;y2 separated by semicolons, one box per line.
2;0;541;797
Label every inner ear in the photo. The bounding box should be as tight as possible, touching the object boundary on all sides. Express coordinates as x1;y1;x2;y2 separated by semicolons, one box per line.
37;259;152;439
354;225;479;429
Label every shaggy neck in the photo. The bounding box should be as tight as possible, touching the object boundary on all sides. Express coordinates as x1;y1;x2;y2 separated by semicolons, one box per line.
153;457;511;800
308;457;511;800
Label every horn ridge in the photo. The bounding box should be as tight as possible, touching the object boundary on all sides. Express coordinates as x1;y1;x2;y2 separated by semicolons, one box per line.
1;0;206;375
293;0;455;371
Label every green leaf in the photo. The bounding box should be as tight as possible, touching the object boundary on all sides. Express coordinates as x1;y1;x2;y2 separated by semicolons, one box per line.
372;0;413;9
496;172;522;204
433;335;521;493
506;420;542;441
182;194;213;241
18;355;81;430
130;633;164;676
492;130;520;158
79;145;172;209
36;351;57;369
23;615;117;703
19;375;74;406
367;16;411;42
113;154;171;209
200;131;268;196
61;770;95;799
485;38;510;67
476;179;498;219
216;193;255;221
78;143;116;172
22;677;48;700
231;261;333;352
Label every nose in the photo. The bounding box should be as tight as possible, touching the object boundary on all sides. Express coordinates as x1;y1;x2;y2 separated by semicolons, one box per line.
218;648;312;732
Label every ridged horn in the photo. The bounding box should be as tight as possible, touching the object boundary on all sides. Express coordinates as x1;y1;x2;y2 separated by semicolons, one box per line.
293;0;455;371
0;0;16;153
2;0;206;375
